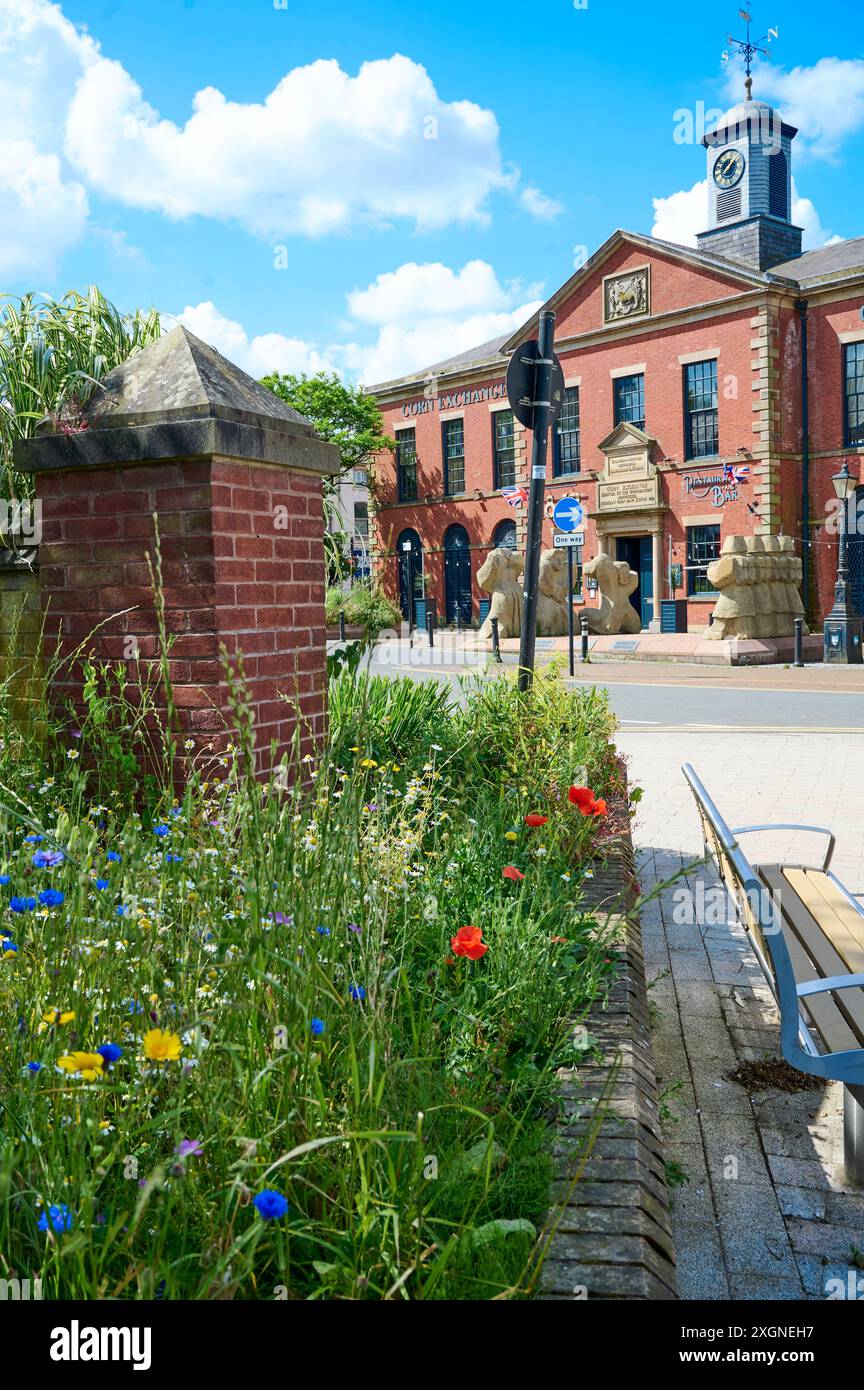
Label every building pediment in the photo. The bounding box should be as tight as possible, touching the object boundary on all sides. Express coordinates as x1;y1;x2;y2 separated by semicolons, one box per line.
596;423;662;513
597;422;655;454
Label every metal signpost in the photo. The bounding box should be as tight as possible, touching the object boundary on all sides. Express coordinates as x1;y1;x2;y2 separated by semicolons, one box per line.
506;310;565;692
552;496;584;677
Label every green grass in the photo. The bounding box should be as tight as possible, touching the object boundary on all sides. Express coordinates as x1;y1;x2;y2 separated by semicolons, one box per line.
0;662;623;1299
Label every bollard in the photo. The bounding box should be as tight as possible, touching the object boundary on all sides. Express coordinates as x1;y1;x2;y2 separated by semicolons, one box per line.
793;616;804;668
491;616;502;664
338;608;346;642
426;603;435;649
580;614;589;663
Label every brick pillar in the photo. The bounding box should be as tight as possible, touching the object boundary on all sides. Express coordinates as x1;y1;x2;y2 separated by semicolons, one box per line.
15;326;339;779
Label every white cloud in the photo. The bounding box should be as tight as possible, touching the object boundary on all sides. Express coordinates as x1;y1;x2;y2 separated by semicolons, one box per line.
651;177;839;254
518;185;564;220
171;258;543;389
64;50;515;238
0;138;89;278
651;179;706;247
0;0;96;276
729;56;864;162
170;302;338;378
346;259;531;325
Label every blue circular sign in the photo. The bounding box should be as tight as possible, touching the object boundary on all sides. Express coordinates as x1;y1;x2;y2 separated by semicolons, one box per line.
552;497;583;532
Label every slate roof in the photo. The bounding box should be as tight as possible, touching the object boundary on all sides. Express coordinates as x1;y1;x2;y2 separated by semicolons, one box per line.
368;333;511;395
768;236;864;285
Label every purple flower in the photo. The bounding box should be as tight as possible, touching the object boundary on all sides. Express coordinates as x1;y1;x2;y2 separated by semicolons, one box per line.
269;911;293;926
32;849;65;868
174;1139;202;1158
347;922;362;934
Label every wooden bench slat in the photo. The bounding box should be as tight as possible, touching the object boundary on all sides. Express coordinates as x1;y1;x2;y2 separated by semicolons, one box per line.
795;869;864;968
757;865;864;1053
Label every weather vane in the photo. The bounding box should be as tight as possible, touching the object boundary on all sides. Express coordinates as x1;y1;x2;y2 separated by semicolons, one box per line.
723;9;779;100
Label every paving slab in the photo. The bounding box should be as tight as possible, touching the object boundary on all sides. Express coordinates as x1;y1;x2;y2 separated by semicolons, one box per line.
618;727;864;1302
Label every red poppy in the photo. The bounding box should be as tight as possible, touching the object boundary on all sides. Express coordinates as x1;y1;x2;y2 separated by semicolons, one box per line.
502;865;525;882
568;785;607;818
524;814;548;828
450;925;488;960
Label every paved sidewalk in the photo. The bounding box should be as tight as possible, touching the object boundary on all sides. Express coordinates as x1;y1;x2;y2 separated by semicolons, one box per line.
617;729;864;1301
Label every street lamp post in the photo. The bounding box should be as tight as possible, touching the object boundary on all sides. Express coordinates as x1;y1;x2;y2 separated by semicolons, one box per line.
823;461;863;664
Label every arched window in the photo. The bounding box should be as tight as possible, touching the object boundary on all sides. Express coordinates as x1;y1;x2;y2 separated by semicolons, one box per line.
493;519;517;550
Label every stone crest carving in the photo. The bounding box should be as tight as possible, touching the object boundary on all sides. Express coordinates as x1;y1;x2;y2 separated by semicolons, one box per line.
604;268;649;323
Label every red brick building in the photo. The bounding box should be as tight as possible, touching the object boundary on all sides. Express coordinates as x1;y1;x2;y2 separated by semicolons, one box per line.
369;93;864;632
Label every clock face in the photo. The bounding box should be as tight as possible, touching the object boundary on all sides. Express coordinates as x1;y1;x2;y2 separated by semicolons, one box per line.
713;149;745;190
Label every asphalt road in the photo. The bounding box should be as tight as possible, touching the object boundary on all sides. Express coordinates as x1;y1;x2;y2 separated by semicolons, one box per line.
356;644;864;732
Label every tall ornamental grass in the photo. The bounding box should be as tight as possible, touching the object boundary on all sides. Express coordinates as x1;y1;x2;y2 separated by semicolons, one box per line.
0;288;161;504
0;656;625;1299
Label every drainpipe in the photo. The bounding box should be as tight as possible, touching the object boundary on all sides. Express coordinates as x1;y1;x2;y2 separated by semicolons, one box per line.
796;298;810;616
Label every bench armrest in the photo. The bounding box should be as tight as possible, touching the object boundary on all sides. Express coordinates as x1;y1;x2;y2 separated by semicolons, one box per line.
797;973;864;998
730;823;835;872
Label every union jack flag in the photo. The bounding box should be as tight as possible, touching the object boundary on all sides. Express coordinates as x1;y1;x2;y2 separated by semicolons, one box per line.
722;462;750;484
502;486;529;509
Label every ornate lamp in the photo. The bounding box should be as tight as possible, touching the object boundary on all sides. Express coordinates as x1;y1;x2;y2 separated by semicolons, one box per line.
824;461;863;664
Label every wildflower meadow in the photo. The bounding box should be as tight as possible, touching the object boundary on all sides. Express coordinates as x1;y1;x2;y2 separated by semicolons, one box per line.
0;655;628;1300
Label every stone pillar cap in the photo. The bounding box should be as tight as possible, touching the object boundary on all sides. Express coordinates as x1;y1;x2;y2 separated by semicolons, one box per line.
15;326;340;476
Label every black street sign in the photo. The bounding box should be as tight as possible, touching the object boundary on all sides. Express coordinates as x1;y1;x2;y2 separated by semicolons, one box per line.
506;339;566;432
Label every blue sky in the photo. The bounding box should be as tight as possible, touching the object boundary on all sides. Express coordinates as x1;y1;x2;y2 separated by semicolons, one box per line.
3;0;864;384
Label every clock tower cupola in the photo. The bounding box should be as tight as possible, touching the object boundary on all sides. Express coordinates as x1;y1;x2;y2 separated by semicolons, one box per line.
695;14;803;271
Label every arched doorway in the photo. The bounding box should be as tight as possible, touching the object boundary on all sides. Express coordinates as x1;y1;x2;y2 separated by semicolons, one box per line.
848;485;864;616
397;528;424;626
444;524;472;625
493;519;517;551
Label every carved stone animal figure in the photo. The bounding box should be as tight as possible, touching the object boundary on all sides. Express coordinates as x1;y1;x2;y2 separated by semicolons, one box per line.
581;553;641;634
536;548;572;635
477;547;524;639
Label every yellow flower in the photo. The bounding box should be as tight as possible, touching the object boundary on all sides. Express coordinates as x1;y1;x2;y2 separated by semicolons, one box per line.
505;830;518;842
143;1028;182;1063
360;758;378;769
58;1052;105;1082
42;1008;75;1028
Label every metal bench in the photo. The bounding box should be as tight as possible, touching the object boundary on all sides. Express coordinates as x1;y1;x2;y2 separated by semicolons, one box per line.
682;762;864;1185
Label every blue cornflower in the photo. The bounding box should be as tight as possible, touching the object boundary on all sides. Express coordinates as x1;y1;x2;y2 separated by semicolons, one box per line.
125;999;144;1015
37;1203;74;1234
2;941;18;955
27;1061;42;1072
94;879;109;890
349;984;366;1002
0;874;9;885
253;1190;289;1221
310;1017;325;1036
164;854;183;864
316;925;330;937
97;1043;123;1066
32;849;64;868
116;904;131;917
106;851;122;863
153;825;170;838
24;834;44;844
9;897;37;913
38;889;64;908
